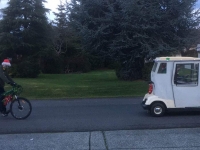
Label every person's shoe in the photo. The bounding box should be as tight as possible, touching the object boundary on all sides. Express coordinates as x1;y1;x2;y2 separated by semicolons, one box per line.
1;110;9;117
1;113;8;117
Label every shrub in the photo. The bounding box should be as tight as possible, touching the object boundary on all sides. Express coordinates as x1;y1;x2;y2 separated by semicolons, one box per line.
115;67;142;80
88;55;105;70
115;60;143;80
142;62;154;81
14;60;40;78
41;56;63;74
64;55;91;73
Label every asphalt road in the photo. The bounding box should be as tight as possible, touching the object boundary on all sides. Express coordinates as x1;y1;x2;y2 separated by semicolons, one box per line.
1;97;200;134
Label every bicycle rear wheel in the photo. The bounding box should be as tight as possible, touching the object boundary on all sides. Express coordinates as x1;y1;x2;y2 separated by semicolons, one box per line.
10;97;32;120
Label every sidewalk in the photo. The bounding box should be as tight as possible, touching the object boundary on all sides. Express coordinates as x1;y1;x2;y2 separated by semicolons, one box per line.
1;128;200;150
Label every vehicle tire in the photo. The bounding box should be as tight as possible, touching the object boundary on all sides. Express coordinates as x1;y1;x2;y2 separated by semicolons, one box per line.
10;97;32;120
150;103;166;117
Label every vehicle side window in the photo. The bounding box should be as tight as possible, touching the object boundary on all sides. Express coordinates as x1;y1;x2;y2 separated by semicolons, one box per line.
158;63;167;74
174;63;198;85
152;63;158;72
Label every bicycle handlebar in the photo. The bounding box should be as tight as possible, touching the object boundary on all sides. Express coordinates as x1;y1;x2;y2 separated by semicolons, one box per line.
2;84;23;96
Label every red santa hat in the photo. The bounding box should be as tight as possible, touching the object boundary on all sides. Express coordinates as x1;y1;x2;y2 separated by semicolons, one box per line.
2;59;11;67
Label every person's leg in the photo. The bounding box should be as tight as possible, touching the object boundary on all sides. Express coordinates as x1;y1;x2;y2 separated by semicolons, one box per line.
0;87;6;113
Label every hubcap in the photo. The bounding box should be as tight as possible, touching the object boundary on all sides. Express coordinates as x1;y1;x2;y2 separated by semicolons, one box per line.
154;106;162;115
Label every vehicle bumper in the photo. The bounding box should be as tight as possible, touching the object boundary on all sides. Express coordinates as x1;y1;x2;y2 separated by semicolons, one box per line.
141;93;152;110
141;100;150;110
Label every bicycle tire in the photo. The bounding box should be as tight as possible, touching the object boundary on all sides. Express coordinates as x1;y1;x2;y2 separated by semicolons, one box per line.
10;97;32;120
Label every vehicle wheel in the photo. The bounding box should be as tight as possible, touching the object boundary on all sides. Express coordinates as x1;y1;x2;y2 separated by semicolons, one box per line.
150;103;166;117
10;97;32;120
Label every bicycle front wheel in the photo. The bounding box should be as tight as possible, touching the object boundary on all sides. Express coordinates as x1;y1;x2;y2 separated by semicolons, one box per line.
10;97;32;120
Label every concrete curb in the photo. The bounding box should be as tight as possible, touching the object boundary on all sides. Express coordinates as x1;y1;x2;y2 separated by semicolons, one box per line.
1;128;200;150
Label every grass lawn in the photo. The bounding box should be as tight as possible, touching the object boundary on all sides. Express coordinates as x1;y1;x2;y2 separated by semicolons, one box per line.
6;70;148;99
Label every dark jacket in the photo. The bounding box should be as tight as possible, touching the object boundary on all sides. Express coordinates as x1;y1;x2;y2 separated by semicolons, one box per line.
0;67;14;88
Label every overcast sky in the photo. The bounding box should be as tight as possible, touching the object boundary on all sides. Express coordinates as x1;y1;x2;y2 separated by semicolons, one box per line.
197;0;200;7
45;0;66;20
1;0;200;20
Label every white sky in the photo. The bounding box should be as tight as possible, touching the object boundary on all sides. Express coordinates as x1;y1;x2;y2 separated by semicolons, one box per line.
45;0;63;20
0;0;200;20
0;0;70;20
196;0;200;8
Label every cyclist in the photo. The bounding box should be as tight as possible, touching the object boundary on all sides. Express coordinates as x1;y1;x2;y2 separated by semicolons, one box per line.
0;59;16;116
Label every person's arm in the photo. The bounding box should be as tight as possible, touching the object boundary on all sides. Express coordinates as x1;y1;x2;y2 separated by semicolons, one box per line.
0;67;13;84
5;73;14;83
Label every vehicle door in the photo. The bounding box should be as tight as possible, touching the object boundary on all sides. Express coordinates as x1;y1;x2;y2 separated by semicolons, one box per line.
172;62;200;107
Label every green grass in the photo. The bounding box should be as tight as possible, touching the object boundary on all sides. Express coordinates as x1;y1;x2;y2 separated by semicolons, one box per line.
5;70;148;99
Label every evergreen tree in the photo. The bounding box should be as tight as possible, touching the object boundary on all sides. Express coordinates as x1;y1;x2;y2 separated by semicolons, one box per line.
69;0;120;69
40;0;69;74
0;0;50;77
53;0;69;56
69;0;200;80
112;0;200;80
55;0;90;73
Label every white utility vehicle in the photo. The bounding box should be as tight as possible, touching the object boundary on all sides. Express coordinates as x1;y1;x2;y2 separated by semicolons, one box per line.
142;57;200;116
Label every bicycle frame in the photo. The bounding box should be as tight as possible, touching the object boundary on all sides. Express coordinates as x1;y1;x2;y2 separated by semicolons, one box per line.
0;85;32;119
2;85;23;105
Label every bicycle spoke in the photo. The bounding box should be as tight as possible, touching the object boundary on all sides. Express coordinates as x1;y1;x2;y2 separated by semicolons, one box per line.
10;97;32;119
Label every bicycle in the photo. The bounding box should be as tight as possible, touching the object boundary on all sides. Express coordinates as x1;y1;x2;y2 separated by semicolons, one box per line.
2;84;32;120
